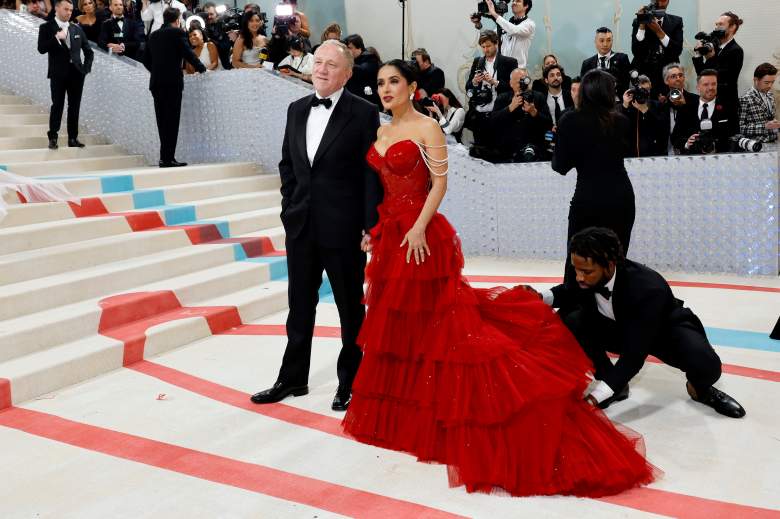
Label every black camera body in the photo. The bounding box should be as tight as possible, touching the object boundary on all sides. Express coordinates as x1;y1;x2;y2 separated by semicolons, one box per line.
627;70;650;104
692;119;716;154
694;29;725;58
477;0;508;15
636;2;666;24
730;136;763;153
214;8;243;33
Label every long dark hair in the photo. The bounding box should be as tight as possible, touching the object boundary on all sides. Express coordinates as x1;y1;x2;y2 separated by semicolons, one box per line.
239;11;261;49
380;59;419;89
435;87;463;109
577;69;618;133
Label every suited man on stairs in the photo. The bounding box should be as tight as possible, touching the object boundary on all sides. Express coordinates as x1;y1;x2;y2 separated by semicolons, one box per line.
37;0;94;150
251;40;382;411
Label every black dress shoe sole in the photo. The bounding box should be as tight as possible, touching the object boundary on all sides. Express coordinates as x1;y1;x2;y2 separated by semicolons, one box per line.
250;385;308;404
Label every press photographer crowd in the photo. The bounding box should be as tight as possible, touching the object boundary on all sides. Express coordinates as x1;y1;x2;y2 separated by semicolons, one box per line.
14;0;780;164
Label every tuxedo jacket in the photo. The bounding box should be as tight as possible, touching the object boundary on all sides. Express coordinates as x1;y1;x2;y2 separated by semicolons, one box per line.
551;259;703;392
630;14;684;71
98;16;146;60
619;99;666;157
738;87;778;143
671;97;731;153
490;89;553;150
144;25;204;91
657;89;700;153
279;90;382;247
37;19;94;79
466;54;518;102
580;52;631;98
692;39;744;110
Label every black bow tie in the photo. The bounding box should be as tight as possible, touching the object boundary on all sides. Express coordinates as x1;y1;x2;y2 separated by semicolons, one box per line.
115;17;124;21
594;285;612;300
311;97;333;109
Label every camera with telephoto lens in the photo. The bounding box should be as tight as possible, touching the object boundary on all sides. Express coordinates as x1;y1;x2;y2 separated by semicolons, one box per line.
627;70;650;104
636;2;666;24
273;1;295;39
692;119;716;154
214;7;244;33
730;136;763;153
668;88;682;102
516;143;538;163
694;29;726;58
471;1;508;29
518;75;534;102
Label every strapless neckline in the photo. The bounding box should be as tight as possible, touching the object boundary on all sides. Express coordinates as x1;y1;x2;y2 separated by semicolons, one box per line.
370;139;418;159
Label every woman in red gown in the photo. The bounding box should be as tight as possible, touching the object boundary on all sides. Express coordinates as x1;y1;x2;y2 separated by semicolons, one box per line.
342;60;657;497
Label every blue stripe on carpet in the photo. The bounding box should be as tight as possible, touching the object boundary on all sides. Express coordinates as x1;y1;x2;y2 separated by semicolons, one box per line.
101;175;135;193
706;327;780;353
132;190;166;209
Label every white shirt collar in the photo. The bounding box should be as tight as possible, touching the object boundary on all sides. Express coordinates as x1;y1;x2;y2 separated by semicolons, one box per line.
699;98;715;108
604;269;616;292
55;17;69;29
597;51;613;60
315;87;344;106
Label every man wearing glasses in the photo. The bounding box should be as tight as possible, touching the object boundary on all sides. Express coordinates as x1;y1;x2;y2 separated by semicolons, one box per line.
658;63;699;155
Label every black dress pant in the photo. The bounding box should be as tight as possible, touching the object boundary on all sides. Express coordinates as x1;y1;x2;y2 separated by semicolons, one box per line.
564;309;722;395
277;223;367;391
48;65;85;140
151;86;183;163
563;202;636;287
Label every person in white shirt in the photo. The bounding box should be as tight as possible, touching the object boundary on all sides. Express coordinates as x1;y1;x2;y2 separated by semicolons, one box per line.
278;36;314;83
141;0;185;34
484;0;534;69
425;88;465;144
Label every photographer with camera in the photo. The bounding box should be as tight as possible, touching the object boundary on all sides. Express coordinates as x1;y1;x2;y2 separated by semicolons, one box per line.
738;63;779;145
267;2;310;65
673;69;731;155
141;0;185;34
543;63;573;127
620;74;665;157
476;0;535;68
631;0;683;98
411;48;445;97
475;67;551;163
692;12;744;135
581;27;630;101
423;89;465;144
657;63;698;154
465;30;517;147
344;34;381;107
201;2;236;69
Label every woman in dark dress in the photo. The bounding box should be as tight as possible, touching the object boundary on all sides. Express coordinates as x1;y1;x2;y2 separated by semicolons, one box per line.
75;0;104;43
551;69;635;287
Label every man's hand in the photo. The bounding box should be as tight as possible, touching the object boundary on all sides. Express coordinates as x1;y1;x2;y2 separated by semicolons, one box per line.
228;30;239;42
108;43;125;54
56;28;67;41
508;94;523;112
472;72;484;87
622;90;633;109
486;0;498;18
685;133;699;149
647;18;665;38
766;120;780;130
632;100;649;114
521;98;538;117
671;94;686;107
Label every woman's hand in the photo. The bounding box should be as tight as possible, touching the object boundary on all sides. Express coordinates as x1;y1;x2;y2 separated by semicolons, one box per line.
400;224;430;265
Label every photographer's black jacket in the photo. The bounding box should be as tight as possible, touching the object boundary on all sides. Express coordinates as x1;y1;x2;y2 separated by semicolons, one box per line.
580;52;631;99
465;55;518;102
671;98;731;154
346;51;381;107
692;39;744;122
490;90;553;154
619;100;666;157
417;65;445;96
630;13;684;73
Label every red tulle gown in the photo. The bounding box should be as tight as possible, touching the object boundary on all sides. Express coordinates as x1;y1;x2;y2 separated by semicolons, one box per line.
342;139;656;497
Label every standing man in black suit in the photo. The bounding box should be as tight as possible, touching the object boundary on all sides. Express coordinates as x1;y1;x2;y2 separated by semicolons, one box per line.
144;7;206;168
630;0;683;98
251;40;382;412
98;0;145;62
37;0;94;150
580;27;630;100
657;63;699;155
539;227;745;418
672;69;731;154
693;12;744;135
542;63;573;128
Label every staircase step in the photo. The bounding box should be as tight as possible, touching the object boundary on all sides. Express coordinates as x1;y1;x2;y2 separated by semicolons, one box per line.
0;105;45;115
0;95;32;105
0;113;49;125
0;124;63;138
0;144;126;163
0;134;106;150
5;155;149;176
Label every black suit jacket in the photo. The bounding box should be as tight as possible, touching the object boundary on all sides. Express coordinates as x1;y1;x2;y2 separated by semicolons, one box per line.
580;52;631;98
657;90;699;153
37;19;94;79
620;100;666;157
346;51;381;107
630;14;684;73
671;97;731;153
466;55;518;102
144;25;205;91
692;39;744;114
98;16;146;60
490;89;553;153
279;90;383;247
551;259;703;392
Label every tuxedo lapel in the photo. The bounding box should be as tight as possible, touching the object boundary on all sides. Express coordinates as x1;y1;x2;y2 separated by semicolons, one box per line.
610;265;627;322
294;96;313;170
312;91;353;166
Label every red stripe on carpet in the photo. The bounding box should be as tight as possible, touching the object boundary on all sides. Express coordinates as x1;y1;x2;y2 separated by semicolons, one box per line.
465;275;780;293
220;324;342;338
600;487;780;519
0;379;11;409
603;354;780;384
129;361;345;437
0;407;463;519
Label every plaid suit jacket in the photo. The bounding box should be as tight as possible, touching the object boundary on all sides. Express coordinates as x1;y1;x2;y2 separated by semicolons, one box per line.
738;87;778;142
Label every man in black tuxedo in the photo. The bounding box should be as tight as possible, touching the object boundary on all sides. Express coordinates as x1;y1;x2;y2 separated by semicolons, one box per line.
656;63;699;155
98;0;145;61
692;12;744;135
541;64;573;128
630;0;683;98
672;69;731;154
144;7;205;167
251;40;382;412
540;227;745;418
465;30;518;147
580;27;631;101
37;0;94;150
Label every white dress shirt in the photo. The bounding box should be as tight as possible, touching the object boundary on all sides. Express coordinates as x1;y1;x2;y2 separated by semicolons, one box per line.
596;51;614;69
494;15;535;69
141;0;186;34
547;91;565;125
54;16;70;48
634;16;671;48
475;58;497;113
306;88;343;165
698;98;714;121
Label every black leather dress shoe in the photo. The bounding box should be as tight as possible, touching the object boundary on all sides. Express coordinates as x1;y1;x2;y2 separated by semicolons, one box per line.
688;383;745;418
331;390;352;411
598;385;629;410
159;160;188;168
68;138;85;148
48;137;58;150
250;381;308;404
